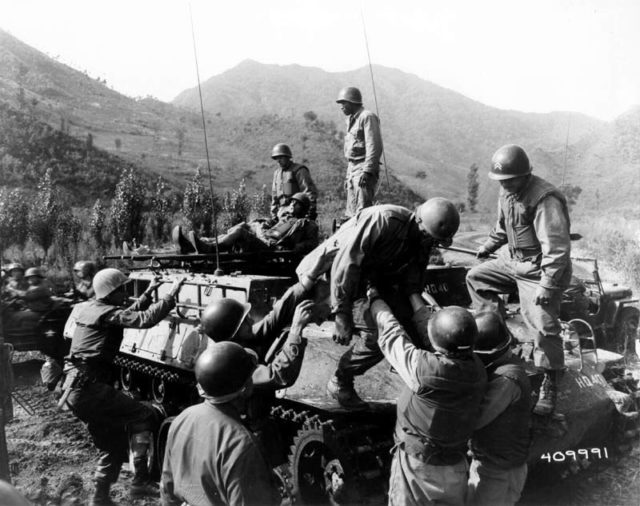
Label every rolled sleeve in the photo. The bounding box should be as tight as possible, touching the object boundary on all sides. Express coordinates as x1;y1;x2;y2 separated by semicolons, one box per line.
534;196;571;289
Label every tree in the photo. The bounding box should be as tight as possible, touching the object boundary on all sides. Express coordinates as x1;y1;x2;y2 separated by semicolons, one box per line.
90;199;107;253
0;188;30;253
150;177;171;242
182;167;214;234
558;183;582;210
176;127;186;156
29;168;61;259
466;163;479;213
55;210;82;273
115;138;122;150
109;168;145;244
303;111;318;123
221;179;251;229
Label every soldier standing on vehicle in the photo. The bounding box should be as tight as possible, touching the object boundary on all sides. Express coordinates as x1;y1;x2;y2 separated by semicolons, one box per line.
468;309;532;506
270;143;318;222
61;268;184;505
160;341;279;506
466;144;572;415
296;199;460;409
370;300;487;506
336;86;383;218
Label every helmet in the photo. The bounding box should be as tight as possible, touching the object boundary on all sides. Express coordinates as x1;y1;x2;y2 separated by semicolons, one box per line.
415;198;460;240
73;260;96;278
336;86;362;104
195;341;257;399
489;144;531;180
271;143;292;159
25;267;45;278
200;298;252;342
474;310;511;359
428;306;477;354
290;192;311;214
6;262;24;273
93;268;130;299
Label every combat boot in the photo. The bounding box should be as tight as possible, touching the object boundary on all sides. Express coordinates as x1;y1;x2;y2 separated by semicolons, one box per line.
327;375;368;410
90;480;115;506
534;370;560;416
129;457;159;499
171;226;196;254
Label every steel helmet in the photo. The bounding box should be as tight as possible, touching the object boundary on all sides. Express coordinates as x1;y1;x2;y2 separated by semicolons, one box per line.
93;268;130;299
290;192;311;214
428;306;477;354
25;267;45;278
336;86;362;104
200;298;252;342
7;262;24;273
489;144;531;180
473;310;511;361
74;260;96;278
271;143;292;159
415;198;460;240
195;341;258;399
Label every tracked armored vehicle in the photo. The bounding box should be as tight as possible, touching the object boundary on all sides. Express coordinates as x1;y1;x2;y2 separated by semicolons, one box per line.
105;251;640;505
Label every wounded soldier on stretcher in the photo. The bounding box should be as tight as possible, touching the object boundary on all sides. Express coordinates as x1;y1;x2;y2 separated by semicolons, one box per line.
171;192;319;256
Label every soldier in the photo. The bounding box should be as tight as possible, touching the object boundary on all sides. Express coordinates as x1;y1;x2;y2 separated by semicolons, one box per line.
69;260;97;300
6;267;53;313
160;342;279;506
369;301;487;506
468;309;532;506
270;143;318;222
296;199;460;409
61;268;184;505
466;144;572;415
4;263;28;292
174;192;319;255
336;86;383;218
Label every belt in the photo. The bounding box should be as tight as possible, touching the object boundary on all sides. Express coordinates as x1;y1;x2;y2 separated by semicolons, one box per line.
509;246;541;263
396;440;466;466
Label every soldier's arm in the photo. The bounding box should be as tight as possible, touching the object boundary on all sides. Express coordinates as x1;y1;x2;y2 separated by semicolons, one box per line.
252;329;307;389
105;296;176;329
534;196;572;289
160;433;182;506
483;199;508;252
363;112;383;175
370;298;422;392
251;282;307;342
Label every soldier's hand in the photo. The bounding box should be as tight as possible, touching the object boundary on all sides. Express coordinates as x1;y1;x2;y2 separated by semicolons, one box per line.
291;300;314;335
366;285;381;304
534;286;553;306
358;172;372;188
169;277;186;297
333;311;354;345
476;246;491;259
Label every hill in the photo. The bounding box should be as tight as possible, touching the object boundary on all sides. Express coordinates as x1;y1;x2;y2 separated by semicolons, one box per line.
1;29;639;215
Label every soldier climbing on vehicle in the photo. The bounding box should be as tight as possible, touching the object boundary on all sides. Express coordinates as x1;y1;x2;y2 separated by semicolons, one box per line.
296;198;460;409
369;299;487;506
172;192;319;255
60;268;184;505
270;142;318;222
466;144;572;416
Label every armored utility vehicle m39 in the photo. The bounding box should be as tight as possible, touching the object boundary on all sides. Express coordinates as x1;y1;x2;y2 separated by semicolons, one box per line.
104;250;640;505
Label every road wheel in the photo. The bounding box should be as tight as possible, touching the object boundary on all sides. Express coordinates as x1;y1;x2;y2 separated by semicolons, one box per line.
613;307;639;357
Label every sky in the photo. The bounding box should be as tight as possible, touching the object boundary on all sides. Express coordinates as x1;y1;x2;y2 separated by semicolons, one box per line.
1;0;639;121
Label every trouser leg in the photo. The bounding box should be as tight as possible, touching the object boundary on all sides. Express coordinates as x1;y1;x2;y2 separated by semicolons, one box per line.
468;459;527;506
517;277;564;370
466;258;518;313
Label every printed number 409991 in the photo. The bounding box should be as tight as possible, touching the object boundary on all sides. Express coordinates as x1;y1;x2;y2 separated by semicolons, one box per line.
540;448;608;462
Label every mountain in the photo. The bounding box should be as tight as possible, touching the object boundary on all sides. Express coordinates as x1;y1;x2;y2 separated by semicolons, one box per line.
1;29;638;215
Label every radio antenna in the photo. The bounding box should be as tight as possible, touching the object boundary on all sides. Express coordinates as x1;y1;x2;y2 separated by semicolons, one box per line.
189;3;223;275
360;5;390;189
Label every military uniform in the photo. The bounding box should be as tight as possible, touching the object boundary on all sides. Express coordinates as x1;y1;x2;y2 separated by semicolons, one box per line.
271;161;318;221
297;205;433;391
63;292;176;487
161;402;278;506
343;106;383;217
372;299;487;506
466;175;572;370
468;351;532;506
